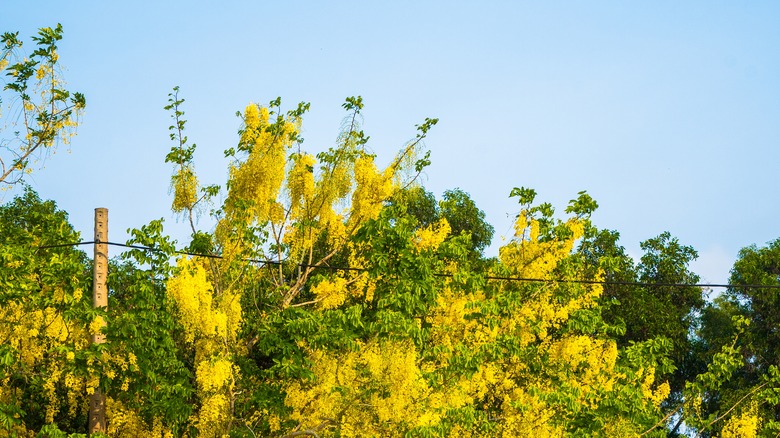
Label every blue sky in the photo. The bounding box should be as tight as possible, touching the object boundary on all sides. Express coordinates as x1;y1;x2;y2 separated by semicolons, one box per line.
3;2;780;285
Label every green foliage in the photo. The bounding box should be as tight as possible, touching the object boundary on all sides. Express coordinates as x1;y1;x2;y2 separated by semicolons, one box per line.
8;89;780;436
163;86;196;166
105;223;194;433
390;186;494;261
581;228;706;402
686;239;780;433
439;188;494;255
509;186;536;206
0;189;91;434
729;239;780;370
565;190;598;218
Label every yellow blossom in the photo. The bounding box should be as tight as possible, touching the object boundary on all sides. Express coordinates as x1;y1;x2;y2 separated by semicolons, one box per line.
88;315;105;335
413;217;451;252
722;402;760;438
312;276;349;309
172;166;198;212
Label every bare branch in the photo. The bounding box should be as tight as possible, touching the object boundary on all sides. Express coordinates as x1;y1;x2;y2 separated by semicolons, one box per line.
693;381;768;438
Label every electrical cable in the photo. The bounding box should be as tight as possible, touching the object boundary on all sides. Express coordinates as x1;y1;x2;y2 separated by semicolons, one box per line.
36;240;780;290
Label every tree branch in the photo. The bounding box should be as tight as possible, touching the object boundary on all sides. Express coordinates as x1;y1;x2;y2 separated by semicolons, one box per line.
693;381;768;438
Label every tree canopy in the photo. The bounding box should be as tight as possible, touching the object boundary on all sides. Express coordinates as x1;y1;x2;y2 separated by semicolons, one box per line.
2;34;780;435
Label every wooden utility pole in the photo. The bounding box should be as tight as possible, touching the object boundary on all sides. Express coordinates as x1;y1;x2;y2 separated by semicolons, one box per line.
89;208;108;434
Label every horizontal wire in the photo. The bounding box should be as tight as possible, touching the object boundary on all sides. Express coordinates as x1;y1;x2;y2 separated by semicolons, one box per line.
37;241;97;249
36;240;780;290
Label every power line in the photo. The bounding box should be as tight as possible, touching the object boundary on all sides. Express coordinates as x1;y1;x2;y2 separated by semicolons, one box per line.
36;240;780;290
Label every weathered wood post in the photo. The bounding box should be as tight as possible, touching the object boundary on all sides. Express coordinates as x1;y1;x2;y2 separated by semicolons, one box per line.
89;207;108;434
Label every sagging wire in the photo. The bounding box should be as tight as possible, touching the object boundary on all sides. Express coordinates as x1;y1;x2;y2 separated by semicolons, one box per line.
36;240;780;290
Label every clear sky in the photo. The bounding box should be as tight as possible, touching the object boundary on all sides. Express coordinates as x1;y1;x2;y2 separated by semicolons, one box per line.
3;1;780;285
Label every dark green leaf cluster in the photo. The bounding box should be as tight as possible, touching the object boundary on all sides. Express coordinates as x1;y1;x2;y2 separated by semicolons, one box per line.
390;186;495;262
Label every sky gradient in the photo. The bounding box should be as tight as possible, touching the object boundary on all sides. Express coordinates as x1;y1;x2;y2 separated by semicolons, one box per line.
3;1;780;286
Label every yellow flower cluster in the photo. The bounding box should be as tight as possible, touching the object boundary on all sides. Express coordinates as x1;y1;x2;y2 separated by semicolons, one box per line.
197;394;230;434
302;151;354;249
312;275;349;309
167;256;242;435
89;315;105;335
501;215;585;280
350;155;394;224
62;372;83;417
721;402;760;438
172;166;198;213
43;363;62;422
429;288;473;354
167;257;233;343
285;340;437;436
35;63;50;80
547;336;622;406
0;287;90;424
196;358;235;393
226;103;295;225
363;341;429;424
497;388;565;437
106;397;174;438
640;367;671;408
413;218;451;252
287;153;316;217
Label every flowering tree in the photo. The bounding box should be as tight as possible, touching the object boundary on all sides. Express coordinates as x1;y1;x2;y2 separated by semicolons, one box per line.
160;92;437;434
151;93;679;436
0;24;84;188
6;88;780;437
0;190;92;433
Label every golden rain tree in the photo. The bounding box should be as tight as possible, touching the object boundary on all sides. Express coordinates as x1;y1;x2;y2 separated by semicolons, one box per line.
8;86;780;437
0;190;94;434
158;92;437;435
0;24;84;188
265;187;678;436
143;92;721;436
